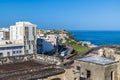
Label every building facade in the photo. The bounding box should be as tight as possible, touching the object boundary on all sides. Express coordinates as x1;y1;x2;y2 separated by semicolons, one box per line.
0;28;9;40
74;55;118;80
10;22;37;55
0;44;24;57
0;22;37;57
37;34;59;53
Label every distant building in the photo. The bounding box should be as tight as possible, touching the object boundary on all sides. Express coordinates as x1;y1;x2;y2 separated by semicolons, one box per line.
0;28;9;40
59;33;67;44
82;41;91;46
10;22;37;54
36;28;41;35
37;38;55;53
37;34;59;53
46;34;58;46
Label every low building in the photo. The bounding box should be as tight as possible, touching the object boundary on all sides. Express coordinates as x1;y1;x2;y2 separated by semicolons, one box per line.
82;45;120;80
0;28;9;40
0;40;24;57
74;55;118;80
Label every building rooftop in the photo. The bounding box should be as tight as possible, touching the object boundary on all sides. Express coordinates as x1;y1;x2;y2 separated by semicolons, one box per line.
77;55;118;65
16;21;37;26
0;60;65;80
0;28;9;32
0;43;23;48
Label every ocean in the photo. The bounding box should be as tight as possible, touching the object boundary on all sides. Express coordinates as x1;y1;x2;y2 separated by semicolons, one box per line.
69;30;120;45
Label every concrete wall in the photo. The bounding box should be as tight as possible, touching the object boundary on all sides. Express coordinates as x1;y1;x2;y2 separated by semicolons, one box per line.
105;63;118;80
0;54;61;65
46;73;64;80
0;54;36;65
36;54;61;65
74;60;118;80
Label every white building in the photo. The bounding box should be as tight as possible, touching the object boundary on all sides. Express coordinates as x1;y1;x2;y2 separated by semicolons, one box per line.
0;28;9;40
0;21;37;57
0;40;24;57
10;22;37;55
46;34;58;46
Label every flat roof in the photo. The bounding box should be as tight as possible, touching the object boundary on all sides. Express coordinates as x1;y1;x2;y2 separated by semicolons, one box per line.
77;55;118;65
0;61;52;74
0;60;65;80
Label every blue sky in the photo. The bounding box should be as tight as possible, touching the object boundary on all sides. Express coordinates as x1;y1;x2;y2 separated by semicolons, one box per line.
0;0;120;30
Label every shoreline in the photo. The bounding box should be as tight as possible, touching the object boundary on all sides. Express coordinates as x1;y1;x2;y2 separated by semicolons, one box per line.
69;30;120;46
68;30;98;48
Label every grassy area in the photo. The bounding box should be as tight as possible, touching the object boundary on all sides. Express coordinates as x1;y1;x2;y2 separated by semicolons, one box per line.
69;41;76;45
73;45;88;53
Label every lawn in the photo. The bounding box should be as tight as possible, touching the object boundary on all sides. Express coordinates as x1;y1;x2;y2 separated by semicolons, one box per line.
73;45;88;53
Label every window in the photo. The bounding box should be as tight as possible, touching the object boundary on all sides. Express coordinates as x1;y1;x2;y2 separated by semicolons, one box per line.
29;41;30;44
0;53;3;57
13;51;15;54
32;27;35;34
7;52;10;56
111;71;114;80
87;70;91;79
19;50;22;53
17;51;19;53
76;66;81;70
26;50;28;53
29;45;31;49
74;78;77;80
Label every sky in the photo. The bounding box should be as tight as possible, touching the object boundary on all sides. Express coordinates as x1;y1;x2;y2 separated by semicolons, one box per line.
0;0;120;30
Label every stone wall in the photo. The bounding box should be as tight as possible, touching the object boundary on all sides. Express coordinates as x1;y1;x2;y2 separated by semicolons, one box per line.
105;63;118;80
0;54;61;65
46;73;65;80
0;54;65;80
82;45;120;80
0;54;35;65
36;54;61;65
83;45;120;58
74;60;118;80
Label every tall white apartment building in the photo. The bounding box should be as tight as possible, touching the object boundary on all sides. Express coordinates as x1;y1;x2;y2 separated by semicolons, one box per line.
10;22;37;55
